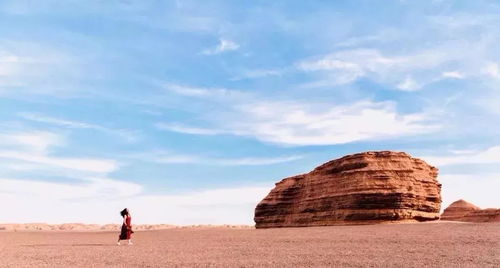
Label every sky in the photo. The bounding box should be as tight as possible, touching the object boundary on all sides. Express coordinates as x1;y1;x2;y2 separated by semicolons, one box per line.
0;0;499;225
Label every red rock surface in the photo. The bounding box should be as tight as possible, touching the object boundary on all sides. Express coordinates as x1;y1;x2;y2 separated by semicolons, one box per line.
441;200;500;222
255;151;442;228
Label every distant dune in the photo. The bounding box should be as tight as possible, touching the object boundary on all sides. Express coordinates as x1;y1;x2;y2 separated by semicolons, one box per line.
0;223;254;232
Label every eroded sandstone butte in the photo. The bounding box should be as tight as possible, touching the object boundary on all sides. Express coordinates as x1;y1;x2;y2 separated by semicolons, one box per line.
255;151;441;228
441;199;500;222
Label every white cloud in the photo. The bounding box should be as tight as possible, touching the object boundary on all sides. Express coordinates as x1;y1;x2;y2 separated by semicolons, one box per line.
441;71;465;79
19;113;138;142
0;131;61;152
156;122;224;135
211;155;302;166
128;150;303;166
158;82;441;146
0;52;20;76
161;83;246;100
397;76;420;91
160;155;302;166
295;33;500;91
163;83;217;97
0;131;119;174
131;186;270;225
421;146;500;166
0;177;142;200
0;178;270;224
332;30;399;48
201;39;239;55
0;150;118;173
233;101;438;145
297;48;453;90
0;42;84;97
159;99;439;146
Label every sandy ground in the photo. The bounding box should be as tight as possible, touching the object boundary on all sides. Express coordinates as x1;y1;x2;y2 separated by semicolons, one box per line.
0;222;498;267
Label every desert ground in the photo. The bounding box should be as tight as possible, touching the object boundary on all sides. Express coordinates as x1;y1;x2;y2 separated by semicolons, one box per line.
0;222;498;267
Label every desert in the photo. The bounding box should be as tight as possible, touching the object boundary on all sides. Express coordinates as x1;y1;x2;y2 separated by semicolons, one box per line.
2;151;499;267
1;222;499;267
2;1;500;267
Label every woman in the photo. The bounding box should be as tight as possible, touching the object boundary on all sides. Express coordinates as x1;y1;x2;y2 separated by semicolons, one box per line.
117;208;134;245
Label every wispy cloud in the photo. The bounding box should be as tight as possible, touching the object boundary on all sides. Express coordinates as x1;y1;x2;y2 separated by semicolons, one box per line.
157;94;439;146
211;155;302;166
441;71;465;79
0;51;20;76
19;113;138;142
0;41;85;97
0;176;142;201
396;76;421;91
295;25;500;91
201;39;239;55
232;100;438;145
161;83;235;98
0;151;118;173
0;131;61;152
0;179;269;224
156;123;224;135
128;150;303;166
421;146;500;166
0;131;119;174
230;69;284;81
296;48;454;90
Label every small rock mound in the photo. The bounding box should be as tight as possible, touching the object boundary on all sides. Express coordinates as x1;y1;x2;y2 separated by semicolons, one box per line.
440;199;480;220
255;151;442;228
441;200;500;222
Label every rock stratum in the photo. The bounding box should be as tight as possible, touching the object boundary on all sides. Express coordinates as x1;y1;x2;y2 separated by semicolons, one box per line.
441;199;500;222
255;151;441;228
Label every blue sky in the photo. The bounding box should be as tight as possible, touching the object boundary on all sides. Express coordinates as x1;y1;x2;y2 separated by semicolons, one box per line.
1;0;499;224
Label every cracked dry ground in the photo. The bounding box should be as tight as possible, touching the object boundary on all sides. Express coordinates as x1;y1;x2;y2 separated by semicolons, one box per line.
0;222;498;267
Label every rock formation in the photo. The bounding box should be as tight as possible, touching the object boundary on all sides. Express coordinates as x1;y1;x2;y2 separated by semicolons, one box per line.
441;199;500;222
440;199;480;221
255;151;442;228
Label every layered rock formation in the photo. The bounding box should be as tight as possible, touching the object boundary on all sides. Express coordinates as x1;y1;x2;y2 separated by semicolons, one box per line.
440;200;480;221
255;151;441;228
441;200;500;222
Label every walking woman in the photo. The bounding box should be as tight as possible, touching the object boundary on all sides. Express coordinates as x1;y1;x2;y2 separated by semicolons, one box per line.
117;208;134;245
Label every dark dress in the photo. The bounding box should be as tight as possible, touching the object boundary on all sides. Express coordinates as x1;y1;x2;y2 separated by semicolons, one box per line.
119;216;133;240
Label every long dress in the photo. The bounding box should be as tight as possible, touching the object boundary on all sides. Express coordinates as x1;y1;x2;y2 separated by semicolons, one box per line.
119;216;133;240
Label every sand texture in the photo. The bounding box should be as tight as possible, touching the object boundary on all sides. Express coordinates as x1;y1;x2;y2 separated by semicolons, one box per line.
0;222;498;267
